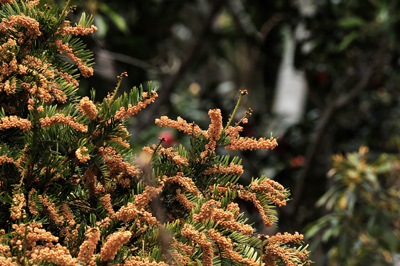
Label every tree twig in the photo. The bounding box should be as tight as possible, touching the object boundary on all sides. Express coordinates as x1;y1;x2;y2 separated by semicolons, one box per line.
95;50;164;75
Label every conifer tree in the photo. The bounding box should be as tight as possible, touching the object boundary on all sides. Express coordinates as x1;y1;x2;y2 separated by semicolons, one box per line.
0;0;311;265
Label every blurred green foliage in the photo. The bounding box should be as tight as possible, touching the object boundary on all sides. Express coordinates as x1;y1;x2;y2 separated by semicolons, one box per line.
305;147;400;265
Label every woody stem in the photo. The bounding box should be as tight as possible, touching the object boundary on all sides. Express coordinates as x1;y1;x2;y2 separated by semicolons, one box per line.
224;93;243;132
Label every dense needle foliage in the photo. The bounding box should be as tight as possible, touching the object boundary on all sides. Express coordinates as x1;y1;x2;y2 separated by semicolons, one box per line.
0;1;310;265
